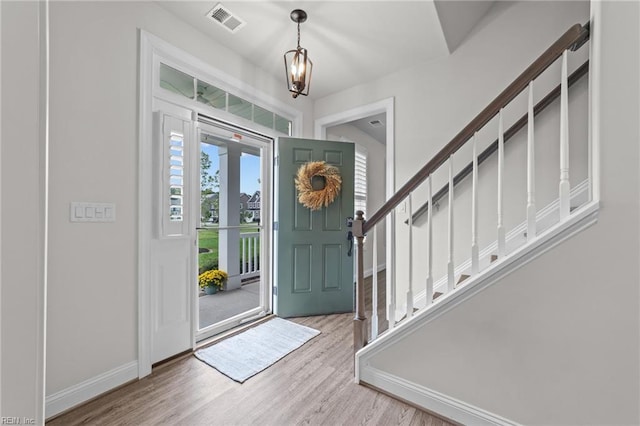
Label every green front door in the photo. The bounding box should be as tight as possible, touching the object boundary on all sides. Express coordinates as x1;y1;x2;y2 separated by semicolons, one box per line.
275;137;355;317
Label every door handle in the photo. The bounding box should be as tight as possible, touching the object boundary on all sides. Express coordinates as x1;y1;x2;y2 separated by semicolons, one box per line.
346;216;354;257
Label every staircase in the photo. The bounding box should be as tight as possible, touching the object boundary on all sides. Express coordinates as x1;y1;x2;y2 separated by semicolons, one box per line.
351;23;597;424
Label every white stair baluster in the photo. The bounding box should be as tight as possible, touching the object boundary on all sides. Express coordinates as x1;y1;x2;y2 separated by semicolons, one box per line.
426;175;434;304
527;81;537;241
471;133;479;275
497;109;506;258
447;157;455;292
371;225;379;340
406;193;414;318
559;50;571;220
387;211;395;330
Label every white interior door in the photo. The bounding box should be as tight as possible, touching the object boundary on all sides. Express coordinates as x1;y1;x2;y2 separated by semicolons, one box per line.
150;112;195;363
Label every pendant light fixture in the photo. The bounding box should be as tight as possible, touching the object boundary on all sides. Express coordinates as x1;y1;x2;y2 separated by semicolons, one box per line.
284;9;313;98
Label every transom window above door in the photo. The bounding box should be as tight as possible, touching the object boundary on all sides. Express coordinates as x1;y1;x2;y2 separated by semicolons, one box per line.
159;63;292;135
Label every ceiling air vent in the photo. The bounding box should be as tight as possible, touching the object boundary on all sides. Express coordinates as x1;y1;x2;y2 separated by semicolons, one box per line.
206;3;246;33
369;119;384;128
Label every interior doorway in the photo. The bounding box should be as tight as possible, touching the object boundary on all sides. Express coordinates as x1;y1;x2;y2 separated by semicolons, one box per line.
195;119;272;342
325;114;387;276
315;97;395;321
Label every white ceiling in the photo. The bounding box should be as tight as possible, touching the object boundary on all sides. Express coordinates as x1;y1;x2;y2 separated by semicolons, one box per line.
350;112;387;144
156;1;495;101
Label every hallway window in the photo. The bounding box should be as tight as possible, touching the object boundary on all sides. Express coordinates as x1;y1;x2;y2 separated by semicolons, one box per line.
355;145;367;217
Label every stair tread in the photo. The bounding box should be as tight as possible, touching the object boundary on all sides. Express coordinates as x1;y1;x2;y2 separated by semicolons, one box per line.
457;274;470;285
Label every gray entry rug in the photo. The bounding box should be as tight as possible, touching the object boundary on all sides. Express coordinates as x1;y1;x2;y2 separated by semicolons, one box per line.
194;317;320;383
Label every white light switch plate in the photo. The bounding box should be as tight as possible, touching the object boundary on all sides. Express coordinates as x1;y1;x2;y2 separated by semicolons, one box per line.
70;202;116;222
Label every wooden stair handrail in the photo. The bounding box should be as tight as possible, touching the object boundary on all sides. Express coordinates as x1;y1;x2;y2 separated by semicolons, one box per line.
407;59;590;224
362;23;590;234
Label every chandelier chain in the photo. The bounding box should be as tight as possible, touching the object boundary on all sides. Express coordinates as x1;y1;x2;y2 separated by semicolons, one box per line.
297;22;301;49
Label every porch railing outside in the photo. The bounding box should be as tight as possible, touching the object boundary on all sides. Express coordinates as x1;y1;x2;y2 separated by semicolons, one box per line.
240;232;260;280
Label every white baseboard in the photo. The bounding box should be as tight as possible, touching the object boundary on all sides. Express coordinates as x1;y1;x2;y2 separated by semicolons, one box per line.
364;262;386;278
359;366;520;425
357;201;599;418
45;360;138;419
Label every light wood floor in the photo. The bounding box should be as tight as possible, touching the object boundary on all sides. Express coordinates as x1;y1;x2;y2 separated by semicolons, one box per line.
48;273;452;425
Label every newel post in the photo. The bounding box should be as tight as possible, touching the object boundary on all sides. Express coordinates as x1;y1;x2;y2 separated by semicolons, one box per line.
353;210;367;353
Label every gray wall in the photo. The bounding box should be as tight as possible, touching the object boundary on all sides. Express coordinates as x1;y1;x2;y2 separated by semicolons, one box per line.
3;0;637;422
314;0;590;314
366;1;640;423
1;1;315;417
44;0;311;398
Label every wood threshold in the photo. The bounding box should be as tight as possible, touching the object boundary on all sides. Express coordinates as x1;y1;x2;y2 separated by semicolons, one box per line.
195;314;275;350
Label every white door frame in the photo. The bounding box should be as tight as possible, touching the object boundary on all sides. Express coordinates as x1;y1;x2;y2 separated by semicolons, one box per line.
314;97;396;323
138;30;295;378
0;2;49;418
38;1;50;421
194;120;273;342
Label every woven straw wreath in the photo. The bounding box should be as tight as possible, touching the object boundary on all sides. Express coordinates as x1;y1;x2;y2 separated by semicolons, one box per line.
295;161;342;211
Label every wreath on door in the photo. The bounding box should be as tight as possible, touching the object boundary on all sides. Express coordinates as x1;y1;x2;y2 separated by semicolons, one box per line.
295;161;342;211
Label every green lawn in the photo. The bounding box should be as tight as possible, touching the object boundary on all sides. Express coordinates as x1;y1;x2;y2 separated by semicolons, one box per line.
198;224;261;273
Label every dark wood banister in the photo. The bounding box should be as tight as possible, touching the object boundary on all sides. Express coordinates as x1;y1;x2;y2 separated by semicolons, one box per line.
361;23;590;235
352;22;590;354
407;59;590;225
